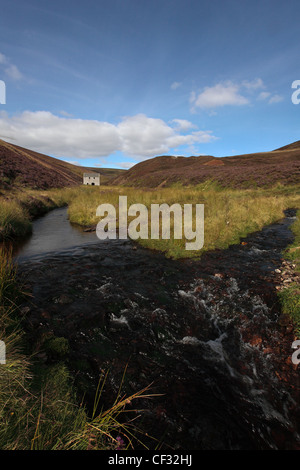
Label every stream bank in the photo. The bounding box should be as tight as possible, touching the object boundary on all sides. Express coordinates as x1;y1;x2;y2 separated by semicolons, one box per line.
15;208;300;450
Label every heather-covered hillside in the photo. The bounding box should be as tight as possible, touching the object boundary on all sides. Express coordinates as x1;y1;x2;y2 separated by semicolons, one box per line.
0;139;124;189
112;142;300;188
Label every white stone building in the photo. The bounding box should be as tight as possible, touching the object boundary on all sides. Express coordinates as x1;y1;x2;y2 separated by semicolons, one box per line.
83;172;100;186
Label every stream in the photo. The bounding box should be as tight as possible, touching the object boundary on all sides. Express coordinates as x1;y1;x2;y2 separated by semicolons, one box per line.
12;206;99;262
12;207;300;450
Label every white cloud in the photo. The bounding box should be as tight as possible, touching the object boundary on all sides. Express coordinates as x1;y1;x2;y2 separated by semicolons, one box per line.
0;111;217;161
0;53;7;65
167;130;216;148
268;94;284;104
116;161;136;169
242;78;264;90
0;110;122;158
0;52;23;81
5;64;23;81
117;114;173;157
171;81;182;90
257;91;271;101
257;91;283;104
190;78;284;111
64;160;82;166
170;119;197;131
59;110;74;117
190;82;249;110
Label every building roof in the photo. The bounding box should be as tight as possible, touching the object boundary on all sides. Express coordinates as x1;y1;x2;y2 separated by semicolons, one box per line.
83;172;100;177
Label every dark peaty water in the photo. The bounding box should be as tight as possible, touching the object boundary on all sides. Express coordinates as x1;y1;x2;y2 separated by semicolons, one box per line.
12;207;99;262
12;207;300;450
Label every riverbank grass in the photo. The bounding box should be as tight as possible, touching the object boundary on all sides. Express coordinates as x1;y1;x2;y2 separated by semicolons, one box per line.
0;199;31;240
2;183;300;259
0;189;58;241
49;183;300;259
279;209;300;336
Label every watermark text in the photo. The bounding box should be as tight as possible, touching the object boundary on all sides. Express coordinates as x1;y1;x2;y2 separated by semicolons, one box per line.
0;80;6;104
291;80;300;104
292;340;300;365
0;341;6;364
96;196;204;251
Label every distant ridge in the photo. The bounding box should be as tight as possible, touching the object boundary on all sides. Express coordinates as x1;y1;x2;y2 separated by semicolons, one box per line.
0;139;124;189
274;140;300;151
1;138;299;190
112;141;300;188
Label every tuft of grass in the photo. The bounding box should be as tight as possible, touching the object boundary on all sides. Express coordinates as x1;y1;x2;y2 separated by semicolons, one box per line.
61;368;159;450
279;209;300;337
0;188;62;242
278;285;300;337
283;211;300;271
0;246;18;305
0;199;31;241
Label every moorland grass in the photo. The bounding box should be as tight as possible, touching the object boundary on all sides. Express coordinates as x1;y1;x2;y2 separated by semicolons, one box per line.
3;183;300;258
47;182;300;259
0;198;32;240
0;189;58;241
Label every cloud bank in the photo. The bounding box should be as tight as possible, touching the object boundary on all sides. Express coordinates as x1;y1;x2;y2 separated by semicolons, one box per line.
0;111;216;160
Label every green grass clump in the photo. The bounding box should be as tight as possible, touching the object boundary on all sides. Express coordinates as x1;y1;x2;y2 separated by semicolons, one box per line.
0;199;31;240
0;189;62;242
44;336;70;359
279;209;300;337
283;212;300;271
278;285;300;337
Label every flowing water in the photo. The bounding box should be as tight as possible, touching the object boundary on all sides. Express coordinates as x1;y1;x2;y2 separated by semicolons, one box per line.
12;207;300;450
12;207;99;262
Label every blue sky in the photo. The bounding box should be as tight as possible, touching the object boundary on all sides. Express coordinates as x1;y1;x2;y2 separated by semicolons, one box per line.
0;0;300;169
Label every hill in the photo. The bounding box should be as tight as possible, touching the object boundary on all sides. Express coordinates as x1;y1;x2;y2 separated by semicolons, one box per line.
112;143;300;188
0;139;124;189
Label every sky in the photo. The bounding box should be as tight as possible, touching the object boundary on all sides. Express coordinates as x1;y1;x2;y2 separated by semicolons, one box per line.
0;0;300;169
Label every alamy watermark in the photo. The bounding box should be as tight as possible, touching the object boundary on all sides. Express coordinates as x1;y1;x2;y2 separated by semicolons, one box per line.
291;80;300;104
0;341;6;364
0;80;6;104
96;196;204;251
291;340;300;365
